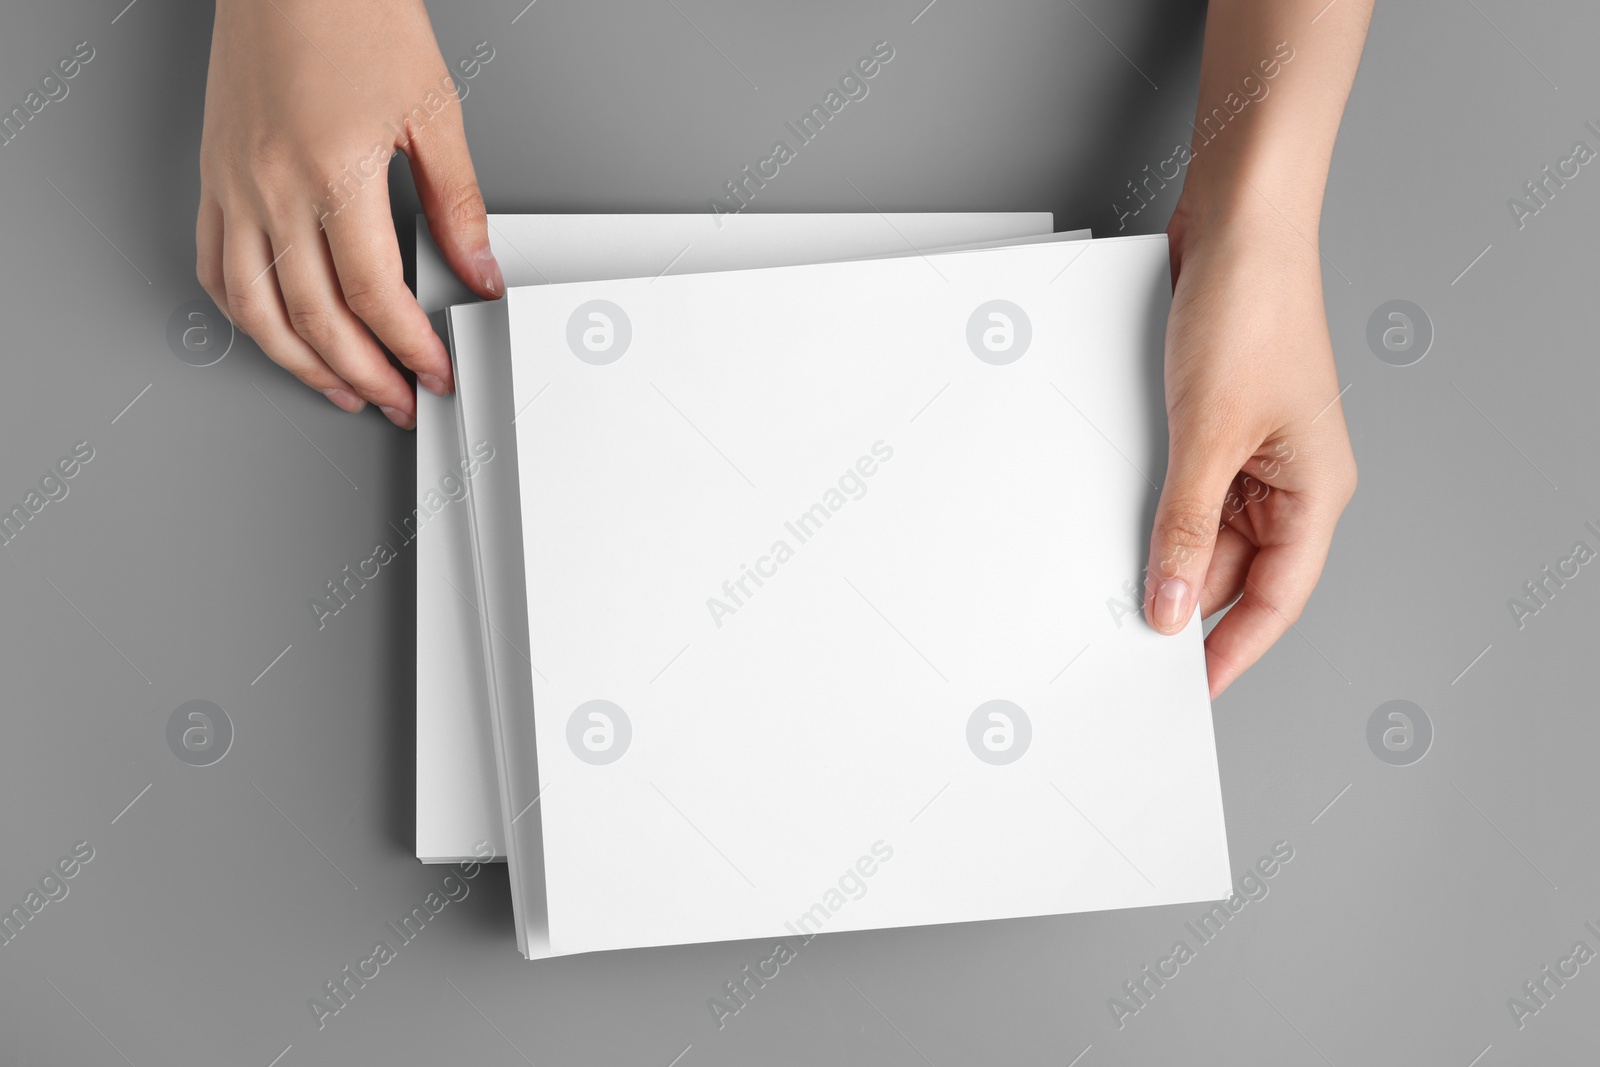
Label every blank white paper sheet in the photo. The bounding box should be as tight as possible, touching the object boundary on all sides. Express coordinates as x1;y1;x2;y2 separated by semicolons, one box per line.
494;234;1231;957
414;213;1061;862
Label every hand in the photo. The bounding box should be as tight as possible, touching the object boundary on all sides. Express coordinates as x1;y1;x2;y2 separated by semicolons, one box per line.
196;0;503;428
1145;197;1358;698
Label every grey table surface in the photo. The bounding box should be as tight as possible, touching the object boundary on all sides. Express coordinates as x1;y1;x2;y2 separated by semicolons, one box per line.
1;1;1595;1064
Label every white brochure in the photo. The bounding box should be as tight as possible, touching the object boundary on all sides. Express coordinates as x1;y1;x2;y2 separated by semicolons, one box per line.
492;234;1231;957
415;213;1059;862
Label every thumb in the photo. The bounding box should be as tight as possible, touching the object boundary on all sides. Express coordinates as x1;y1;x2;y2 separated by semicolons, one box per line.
1144;433;1244;635
404;108;503;300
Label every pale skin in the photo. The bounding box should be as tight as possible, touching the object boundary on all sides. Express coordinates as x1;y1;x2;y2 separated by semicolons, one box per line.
1156;0;1369;695
197;0;501;430
198;0;1371;695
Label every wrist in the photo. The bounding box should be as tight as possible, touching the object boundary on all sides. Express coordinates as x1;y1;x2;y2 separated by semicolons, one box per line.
1169;161;1325;263
1169;116;1334;254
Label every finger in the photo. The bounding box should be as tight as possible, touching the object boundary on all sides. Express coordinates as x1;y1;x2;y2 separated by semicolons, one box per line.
196;195;227;314
1199;525;1255;619
1219;472;1266;544
401;103;503;299
1203;529;1336;698
1144;427;1251;635
220;218;366;413
322;176;455;395
273;228;417;428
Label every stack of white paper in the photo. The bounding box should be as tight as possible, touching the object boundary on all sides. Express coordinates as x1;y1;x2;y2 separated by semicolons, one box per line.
415;215;1230;959
416;213;1065;862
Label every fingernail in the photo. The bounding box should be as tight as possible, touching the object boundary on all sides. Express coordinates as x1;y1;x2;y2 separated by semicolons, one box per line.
380;405;416;430
1154;577;1189;632
322;388;365;413
477;247;504;296
418;372;449;396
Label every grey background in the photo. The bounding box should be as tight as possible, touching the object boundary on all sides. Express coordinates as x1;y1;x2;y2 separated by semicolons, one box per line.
0;0;1594;1064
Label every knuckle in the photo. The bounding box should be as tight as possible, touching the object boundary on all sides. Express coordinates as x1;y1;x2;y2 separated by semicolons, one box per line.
1159;499;1220;554
216;138;290;192
195;255;224;298
1244;585;1301;627
242;134;295;180
325;349;398;397
1339;458;1359;500
1205;643;1250;690
266;355;323;390
1316;451;1358;510
350;369;404;405
287;304;339;349
440;178;486;229
311;148;383;213
225;289;269;336
341;272;397;322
